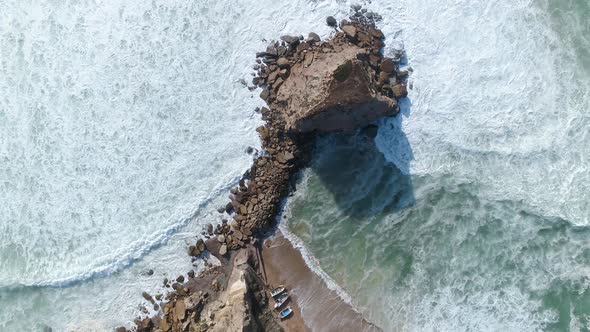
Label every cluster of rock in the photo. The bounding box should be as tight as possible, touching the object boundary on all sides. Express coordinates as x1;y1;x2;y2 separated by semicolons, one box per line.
125;247;279;332
252;10;407;133
125;7;407;332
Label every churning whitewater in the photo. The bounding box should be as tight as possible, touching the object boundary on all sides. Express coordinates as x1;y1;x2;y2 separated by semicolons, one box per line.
286;0;590;331
1;0;589;330
0;0;347;330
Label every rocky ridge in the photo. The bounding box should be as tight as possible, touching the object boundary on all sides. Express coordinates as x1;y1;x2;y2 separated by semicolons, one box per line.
122;7;407;332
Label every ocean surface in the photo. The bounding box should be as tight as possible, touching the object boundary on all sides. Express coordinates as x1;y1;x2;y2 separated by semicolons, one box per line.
0;0;588;331
285;0;590;331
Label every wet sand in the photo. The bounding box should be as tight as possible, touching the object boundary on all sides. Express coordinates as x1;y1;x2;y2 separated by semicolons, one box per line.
261;230;381;332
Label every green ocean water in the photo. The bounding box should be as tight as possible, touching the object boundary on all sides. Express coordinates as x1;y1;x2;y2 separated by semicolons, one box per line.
285;0;590;331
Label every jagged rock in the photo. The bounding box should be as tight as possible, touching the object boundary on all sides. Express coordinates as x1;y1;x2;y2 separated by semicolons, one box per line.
380;58;396;73
280;35;299;46
392;84;408;98
275;45;398;132
342;25;357;39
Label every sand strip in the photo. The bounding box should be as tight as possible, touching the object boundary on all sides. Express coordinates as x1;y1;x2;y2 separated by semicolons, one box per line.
262;230;381;332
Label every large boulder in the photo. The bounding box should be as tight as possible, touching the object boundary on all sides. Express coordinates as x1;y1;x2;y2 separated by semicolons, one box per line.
275;45;398;133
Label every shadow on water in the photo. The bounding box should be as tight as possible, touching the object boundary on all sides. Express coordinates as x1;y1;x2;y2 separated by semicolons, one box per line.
310;96;414;219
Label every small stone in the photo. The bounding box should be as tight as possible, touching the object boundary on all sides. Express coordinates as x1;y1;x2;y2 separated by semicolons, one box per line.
280;35;300;46
378;71;389;85
277;57;290;68
217;235;225;243
259;88;270;101
392;84;408;98
176;275;185;283
175;300;186;321
188;270;195;278
231;220;240;230
142;291;154;303
297;42;310;52
219;244;227;256
397;69;410;79
197;238;205;252
239;205;248;215
326;16;337;27
207;223;214;235
368;28;384;39
342;25;357;39
279;69;289;79
307;32;320;43
380;58;396;73
369;54;380;68
188;245;197;256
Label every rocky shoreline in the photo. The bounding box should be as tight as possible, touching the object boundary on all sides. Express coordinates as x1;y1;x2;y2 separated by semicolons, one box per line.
119;7;406;332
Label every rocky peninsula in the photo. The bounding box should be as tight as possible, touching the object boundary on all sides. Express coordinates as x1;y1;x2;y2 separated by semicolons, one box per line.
120;7;407;332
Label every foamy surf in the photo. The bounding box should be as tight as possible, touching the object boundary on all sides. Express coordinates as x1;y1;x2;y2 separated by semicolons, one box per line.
284;1;590;330
0;0;376;330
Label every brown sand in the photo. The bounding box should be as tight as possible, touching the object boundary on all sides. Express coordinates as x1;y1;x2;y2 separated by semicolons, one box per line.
261;231;381;332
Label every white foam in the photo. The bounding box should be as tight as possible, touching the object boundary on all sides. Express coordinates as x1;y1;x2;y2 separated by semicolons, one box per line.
374;0;590;226
0;0;353;330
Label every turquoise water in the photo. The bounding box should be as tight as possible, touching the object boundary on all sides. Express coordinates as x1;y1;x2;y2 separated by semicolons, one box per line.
287;135;590;331
285;0;590;331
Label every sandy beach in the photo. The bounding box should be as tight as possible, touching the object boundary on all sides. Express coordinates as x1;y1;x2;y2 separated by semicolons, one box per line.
261;230;381;332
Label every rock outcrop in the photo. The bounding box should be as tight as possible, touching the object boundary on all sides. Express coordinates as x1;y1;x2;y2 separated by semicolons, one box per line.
128;247;280;332
126;7;408;332
200;250;282;332
252;15;406;133
276;45;397;132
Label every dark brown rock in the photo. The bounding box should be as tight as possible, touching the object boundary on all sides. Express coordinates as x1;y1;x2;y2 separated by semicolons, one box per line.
326;16;337;27
380;58;396;73
392;84;408;98
280;35;300;46
368;28;384;39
